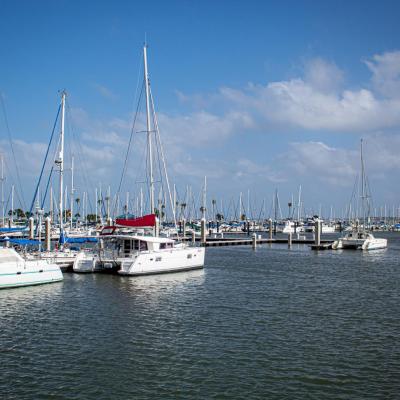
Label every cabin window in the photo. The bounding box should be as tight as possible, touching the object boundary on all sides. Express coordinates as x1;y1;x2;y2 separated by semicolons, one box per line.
187;254;192;259
160;243;166;250
124;240;131;255
156;257;162;262
139;241;148;251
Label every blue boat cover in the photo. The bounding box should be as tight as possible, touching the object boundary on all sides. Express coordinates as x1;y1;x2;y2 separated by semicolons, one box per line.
0;227;28;233
0;238;42;245
65;237;98;244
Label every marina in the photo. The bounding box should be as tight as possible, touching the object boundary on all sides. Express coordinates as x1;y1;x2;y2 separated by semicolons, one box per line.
1;1;400;399
1;234;399;399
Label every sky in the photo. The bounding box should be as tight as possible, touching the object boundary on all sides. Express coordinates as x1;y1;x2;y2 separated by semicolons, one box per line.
1;0;400;218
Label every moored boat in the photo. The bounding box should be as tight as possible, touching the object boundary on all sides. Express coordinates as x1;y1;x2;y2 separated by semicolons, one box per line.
0;247;63;289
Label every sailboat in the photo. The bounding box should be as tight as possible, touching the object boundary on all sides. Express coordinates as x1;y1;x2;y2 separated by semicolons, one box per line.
76;44;205;275
332;140;387;250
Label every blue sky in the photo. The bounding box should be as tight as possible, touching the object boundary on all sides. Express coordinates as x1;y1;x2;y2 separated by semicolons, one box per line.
1;0;400;218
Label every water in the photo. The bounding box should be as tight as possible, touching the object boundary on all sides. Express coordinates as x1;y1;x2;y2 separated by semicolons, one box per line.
1;233;399;399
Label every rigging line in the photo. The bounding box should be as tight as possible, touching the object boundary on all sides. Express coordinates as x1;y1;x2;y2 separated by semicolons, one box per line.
29;104;61;215
40;165;54;210
114;50;146;207
0;93;27;210
115;81;145;202
150;88;176;226
65;100;95;211
1;156;24;210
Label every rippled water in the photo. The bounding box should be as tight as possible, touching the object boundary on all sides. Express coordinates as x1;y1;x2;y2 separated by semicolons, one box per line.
1;233;399;399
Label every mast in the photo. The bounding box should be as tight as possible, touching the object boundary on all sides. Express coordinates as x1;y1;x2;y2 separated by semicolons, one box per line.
360;138;366;231
202;176;207;220
58;91;66;237
11;185;14;225
95;188;98;223
1;154;4;226
297;185;302;222
143;44;154;214
70;156;74;229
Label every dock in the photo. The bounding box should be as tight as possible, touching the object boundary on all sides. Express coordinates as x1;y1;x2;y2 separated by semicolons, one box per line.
181;236;333;247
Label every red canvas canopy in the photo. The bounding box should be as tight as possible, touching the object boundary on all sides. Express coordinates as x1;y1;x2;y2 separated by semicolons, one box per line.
115;214;156;227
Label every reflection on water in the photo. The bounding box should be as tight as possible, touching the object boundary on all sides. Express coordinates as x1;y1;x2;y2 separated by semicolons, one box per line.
0;233;399;399
119;268;205;291
0;280;63;312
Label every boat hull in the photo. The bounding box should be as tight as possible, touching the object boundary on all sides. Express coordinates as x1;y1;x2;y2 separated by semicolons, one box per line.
118;247;205;276
0;262;63;289
332;237;387;250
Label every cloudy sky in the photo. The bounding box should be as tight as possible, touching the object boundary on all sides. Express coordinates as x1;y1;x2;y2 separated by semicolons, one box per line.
1;1;400;217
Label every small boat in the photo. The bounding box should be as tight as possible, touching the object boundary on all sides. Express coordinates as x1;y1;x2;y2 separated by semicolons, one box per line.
332;231;387;250
73;250;102;273
332;139;387;251
0;247;63;289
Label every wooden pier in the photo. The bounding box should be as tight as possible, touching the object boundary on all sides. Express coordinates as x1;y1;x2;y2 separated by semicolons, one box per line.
181;236;333;248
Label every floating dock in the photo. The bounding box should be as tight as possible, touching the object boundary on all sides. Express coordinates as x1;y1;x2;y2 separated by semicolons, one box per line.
181;236;333;247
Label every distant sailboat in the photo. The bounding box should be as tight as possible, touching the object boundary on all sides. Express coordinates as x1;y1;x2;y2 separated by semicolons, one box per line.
333;139;387;250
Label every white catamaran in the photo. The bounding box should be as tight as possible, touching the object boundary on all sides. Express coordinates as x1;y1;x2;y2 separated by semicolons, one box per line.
74;44;205;275
332;139;387;251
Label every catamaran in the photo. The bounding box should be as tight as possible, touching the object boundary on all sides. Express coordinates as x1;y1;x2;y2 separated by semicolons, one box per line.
332;139;387;251
75;44;205;275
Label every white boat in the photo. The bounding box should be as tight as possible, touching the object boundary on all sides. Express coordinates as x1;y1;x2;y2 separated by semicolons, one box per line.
332;139;387;251
0;247;63;289
101;235;205;276
73;250;102;273
96;44;206;277
40;248;79;271
332;231;387;250
281;220;304;234
321;223;335;233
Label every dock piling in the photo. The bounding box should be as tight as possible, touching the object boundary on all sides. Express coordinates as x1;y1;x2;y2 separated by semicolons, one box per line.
315;218;321;246
201;218;206;244
45;217;51;251
269;219;273;240
252;233;257;249
29;217;34;240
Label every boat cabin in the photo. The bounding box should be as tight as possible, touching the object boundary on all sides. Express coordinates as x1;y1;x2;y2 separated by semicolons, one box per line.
102;235;175;258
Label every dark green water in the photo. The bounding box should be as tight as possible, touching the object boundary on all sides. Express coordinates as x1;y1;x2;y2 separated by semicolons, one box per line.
1;233;399;399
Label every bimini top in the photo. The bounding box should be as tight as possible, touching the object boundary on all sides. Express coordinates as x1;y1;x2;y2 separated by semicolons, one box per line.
105;235;175;244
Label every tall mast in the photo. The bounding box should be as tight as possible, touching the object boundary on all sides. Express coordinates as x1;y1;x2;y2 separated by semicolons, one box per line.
297;185;302;221
1;154;4;226
70;155;74;229
143;44;154;214
58;91;66;235
360;138;366;230
11;185;14;225
202;176;207;220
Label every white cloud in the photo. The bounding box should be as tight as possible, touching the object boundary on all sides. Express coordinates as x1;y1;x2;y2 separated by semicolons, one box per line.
92;83;118;101
303;58;344;93
365;50;400;98
179;52;400;133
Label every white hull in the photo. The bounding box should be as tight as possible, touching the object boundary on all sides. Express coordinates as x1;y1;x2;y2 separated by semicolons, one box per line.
321;225;335;233
332;232;387;250
73;251;103;273
39;250;78;269
0;249;63;289
118;247;205;276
